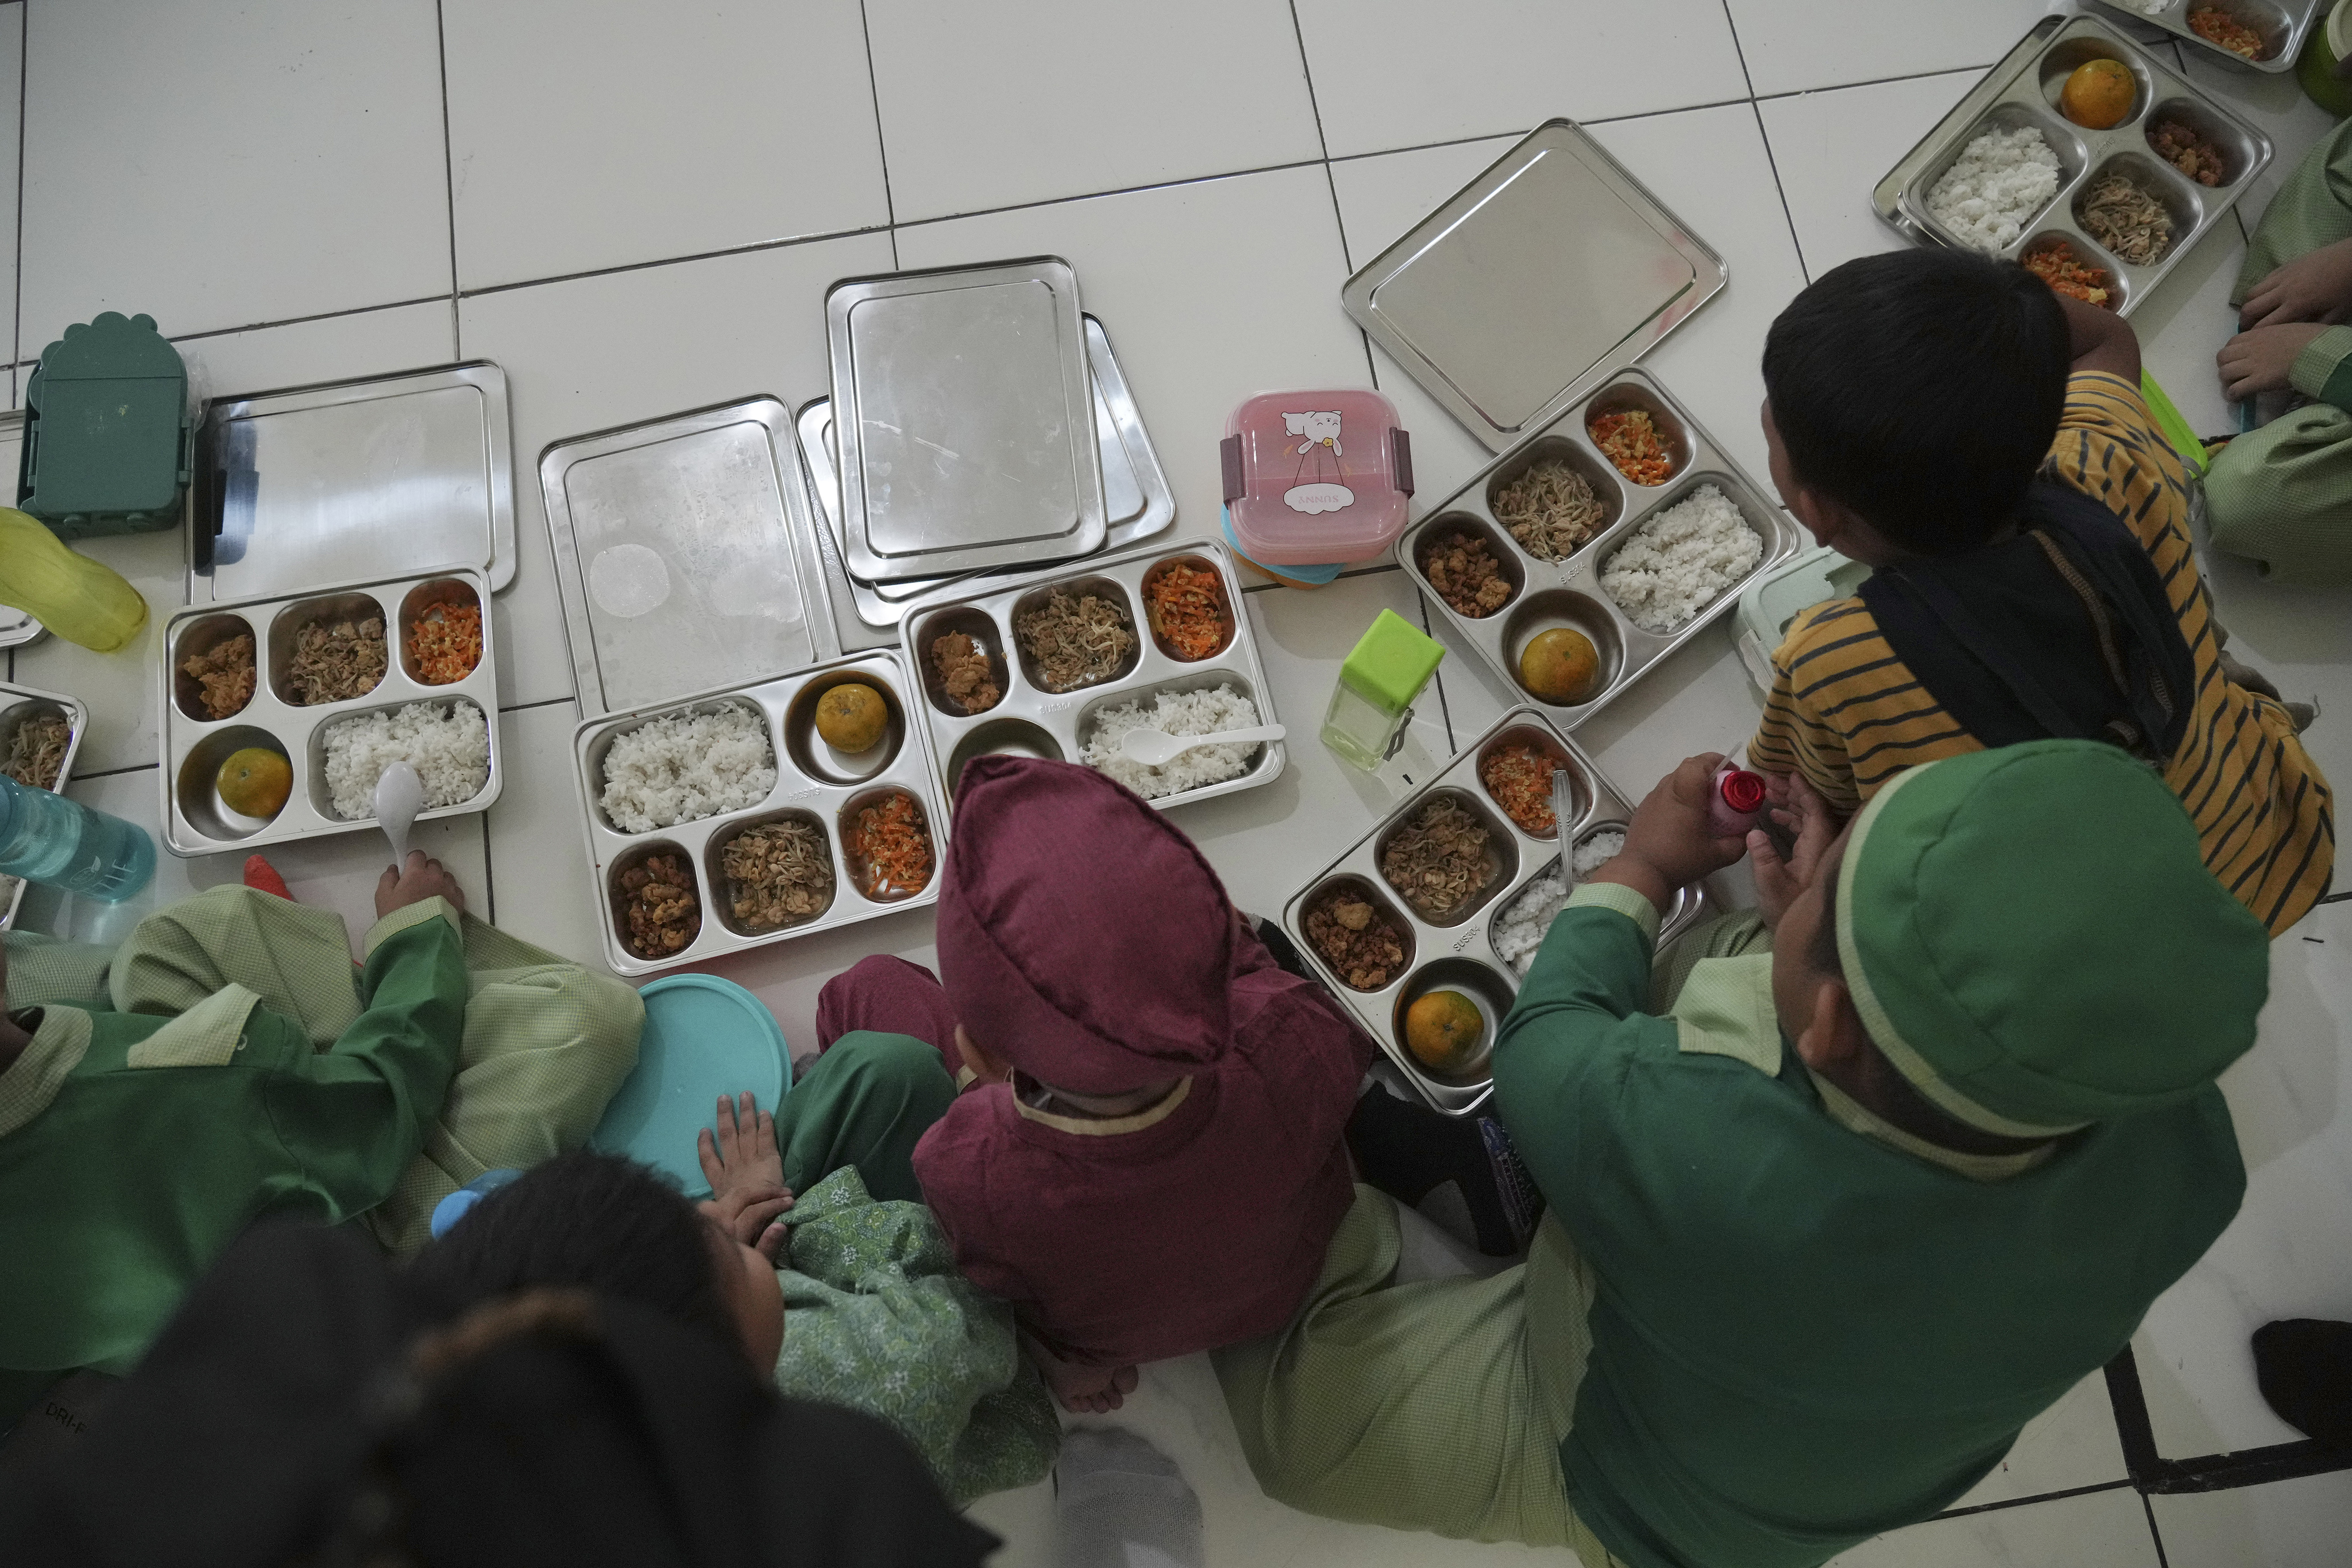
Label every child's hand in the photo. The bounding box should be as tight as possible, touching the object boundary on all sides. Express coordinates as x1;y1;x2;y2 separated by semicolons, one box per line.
375;851;466;918
2218;322;2333;401
1750;771;1840;928
1603;753;1750;910
698;1092;792;1261
2237;238;2352;331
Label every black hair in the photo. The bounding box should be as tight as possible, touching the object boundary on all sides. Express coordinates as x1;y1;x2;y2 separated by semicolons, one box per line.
1809;854;1845;982
401;1148;737;1354
1762;249;2070;557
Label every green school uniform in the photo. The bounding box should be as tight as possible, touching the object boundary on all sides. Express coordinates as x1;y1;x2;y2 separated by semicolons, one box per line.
0;902;467;1381
1499;888;2244;1568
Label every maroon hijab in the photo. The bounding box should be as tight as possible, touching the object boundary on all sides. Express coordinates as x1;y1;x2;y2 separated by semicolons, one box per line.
936;757;1235;1095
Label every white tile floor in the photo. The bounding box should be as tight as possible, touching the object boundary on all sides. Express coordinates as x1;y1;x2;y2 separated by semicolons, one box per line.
8;2;2352;1562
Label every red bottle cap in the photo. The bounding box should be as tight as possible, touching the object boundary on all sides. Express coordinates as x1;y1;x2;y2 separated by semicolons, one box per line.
1718;769;1767;814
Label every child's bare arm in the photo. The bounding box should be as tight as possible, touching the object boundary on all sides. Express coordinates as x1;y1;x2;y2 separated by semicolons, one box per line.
2057;291;2139;382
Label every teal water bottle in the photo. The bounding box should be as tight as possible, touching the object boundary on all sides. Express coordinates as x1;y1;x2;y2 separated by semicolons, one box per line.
0;774;155;901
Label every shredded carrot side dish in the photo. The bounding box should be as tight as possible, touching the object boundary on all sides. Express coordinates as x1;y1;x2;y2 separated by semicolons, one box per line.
1144;562;1229;662
2024;241;2114;310
1589;410;1674;487
846;791;933;899
2187;8;2262;58
408;602;484;685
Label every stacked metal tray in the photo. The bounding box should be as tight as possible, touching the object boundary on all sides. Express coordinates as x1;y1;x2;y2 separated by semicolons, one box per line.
158;567;502;856
801;316;1175;629
1283;709;1706;1116
0;681;87;928
2090;0;2325;73
1400;367;1801;727
898;537;1284;817
569;651;949;977
540;397;841;719
828;258;1105;583
1876;14;2272;315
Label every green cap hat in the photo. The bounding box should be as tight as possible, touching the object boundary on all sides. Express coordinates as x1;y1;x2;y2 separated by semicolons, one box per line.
1836;740;2269;1138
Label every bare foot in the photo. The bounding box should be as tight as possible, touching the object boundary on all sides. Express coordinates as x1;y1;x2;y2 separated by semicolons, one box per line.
1024;1333;1139;1414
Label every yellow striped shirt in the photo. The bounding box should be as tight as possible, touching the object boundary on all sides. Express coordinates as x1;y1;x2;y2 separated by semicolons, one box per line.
1750;371;2334;935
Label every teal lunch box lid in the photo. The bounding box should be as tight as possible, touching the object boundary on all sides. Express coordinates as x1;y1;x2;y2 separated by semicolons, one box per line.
21;312;192;533
590;974;791;1198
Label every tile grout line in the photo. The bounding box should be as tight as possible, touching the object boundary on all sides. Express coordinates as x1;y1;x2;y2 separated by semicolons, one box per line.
851;0;899;271
2141;1491;2172;1568
1711;1;1812;291
10;0;24;376
430;0;461;355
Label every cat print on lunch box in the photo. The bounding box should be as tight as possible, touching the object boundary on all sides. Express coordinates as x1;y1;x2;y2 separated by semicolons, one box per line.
1283;410;1355;515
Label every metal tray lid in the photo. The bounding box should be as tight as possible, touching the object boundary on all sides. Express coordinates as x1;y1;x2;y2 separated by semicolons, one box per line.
827;257;1107;582
541;397;843;719
188;362;517;602
1342;120;1726;455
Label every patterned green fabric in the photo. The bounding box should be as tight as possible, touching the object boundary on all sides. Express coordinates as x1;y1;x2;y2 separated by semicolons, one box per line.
2208;120;2352;583
771;1166;1058;1506
5;885;643;1256
1214;1186;1625;1564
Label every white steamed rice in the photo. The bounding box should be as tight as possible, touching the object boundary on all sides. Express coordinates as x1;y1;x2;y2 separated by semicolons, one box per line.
1491;829;1628;976
1598;485;1762;635
1925;125;2061;254
1081;684;1261;801
598;702;777;834
323;700;491;822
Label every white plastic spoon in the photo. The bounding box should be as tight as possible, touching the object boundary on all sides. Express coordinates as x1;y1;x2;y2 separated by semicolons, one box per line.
374;761;425;869
1118;723;1287;769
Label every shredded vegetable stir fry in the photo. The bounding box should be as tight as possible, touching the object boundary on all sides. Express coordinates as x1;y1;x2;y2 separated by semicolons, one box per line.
1492;457;1605;562
1015;588;1137;693
1144;561;1229;662
2079;173;2173;266
407;601;484;685
1589;410;1673;486
846;791;933;899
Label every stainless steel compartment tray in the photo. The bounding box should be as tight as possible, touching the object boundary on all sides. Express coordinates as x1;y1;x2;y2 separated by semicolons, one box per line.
1282;708;1707;1116
0;680;88;928
801;316;1176;629
898;537;1284;817
571;652;949;977
2089;0;2322;74
1876;14;2273;316
828;257;1107;582
541;397;841;720
1399;366;1801;728
1343;119;1726;455
190;363;517;600
159;567;503;857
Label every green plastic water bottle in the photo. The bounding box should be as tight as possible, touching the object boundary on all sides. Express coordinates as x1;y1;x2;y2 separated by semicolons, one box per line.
0;775;155;902
0;508;150;653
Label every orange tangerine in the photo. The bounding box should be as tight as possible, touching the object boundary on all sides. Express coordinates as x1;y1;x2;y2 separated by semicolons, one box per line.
2061;59;2135;130
1405;990;1486;1075
216;747;293;820
1519;627;1603;705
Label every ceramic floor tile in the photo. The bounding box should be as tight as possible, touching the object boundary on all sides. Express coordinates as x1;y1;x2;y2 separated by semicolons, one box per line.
0;8;21;374
1824;1485;2161;1568
22;764;486;957
171;301;460;409
2135;896;2352;1457
1725;0;2054;100
1754;70;1984;281
894;166;1372;550
455;231;896;709
18;0;450;350
440;0;887;289
1293;0;1747;160
483;700;602;967
2150;1470;2352;1568
864;0;1323;223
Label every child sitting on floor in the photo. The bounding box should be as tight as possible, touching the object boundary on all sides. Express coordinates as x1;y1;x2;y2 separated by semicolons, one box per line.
1748;247;2331;934
818;756;1374;1413
0;854;643;1429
